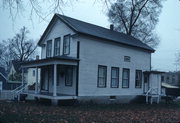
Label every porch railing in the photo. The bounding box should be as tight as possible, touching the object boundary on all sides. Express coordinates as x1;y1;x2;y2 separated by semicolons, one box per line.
11;84;28;100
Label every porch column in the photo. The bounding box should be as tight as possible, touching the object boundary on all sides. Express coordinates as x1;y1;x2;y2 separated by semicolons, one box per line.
53;64;57;96
21;68;24;86
35;67;38;94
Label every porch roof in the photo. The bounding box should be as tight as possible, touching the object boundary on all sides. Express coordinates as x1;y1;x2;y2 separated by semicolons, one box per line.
21;56;79;68
144;71;165;74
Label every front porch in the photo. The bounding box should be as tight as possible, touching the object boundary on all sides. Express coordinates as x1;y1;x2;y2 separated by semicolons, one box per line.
21;56;79;100
22;90;77;100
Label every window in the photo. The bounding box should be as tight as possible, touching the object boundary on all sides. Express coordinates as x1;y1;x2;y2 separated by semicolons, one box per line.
135;70;142;88
166;77;169;83
122;68;130;88
63;35;70;55
46;40;52;57
124;56;131;62
172;75;175;83
97;65;107;88
111;67;119;88
144;74;148;83
161;76;164;82
54;37;61;56
65;66;73;86
32;70;35;77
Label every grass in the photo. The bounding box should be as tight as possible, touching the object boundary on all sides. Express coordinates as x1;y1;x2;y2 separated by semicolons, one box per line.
0;100;180;123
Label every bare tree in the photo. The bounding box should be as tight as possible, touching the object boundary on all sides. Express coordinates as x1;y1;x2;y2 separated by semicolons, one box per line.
9;26;37;61
107;0;165;48
0;26;37;68
1;0;112;20
0;40;13;69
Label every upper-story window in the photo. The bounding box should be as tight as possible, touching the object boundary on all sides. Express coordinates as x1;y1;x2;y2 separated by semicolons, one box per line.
124;56;131;62
46;40;52;58
63;35;70;55
54;37;61;56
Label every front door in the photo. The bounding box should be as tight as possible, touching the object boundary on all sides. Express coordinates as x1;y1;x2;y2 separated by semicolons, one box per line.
144;74;149;93
41;67;52;91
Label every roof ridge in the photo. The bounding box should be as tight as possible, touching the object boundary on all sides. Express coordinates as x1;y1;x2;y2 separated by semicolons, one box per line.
56;13;113;31
56;14;78;32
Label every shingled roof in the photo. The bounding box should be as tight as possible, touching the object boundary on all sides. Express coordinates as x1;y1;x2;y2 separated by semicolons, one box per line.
38;14;155;52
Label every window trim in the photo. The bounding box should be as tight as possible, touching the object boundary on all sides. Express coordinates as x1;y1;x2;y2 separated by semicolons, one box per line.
135;70;142;88
46;40;52;58
122;68;130;88
97;65;107;88
54;37;61;56
111;67;119;88
65;66;73;86
63;34;71;55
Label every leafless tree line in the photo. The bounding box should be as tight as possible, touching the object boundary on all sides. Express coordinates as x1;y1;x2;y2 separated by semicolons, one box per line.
0;26;37;68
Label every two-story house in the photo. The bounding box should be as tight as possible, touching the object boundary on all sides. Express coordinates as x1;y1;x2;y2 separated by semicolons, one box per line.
21;14;161;104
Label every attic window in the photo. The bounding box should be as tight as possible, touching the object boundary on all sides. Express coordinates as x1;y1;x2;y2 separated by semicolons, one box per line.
124;56;131;62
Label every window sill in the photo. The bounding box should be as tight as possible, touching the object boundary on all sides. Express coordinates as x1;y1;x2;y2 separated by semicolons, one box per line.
122;87;129;88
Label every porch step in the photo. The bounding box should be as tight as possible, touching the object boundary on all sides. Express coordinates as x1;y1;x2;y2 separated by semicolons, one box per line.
145;88;160;104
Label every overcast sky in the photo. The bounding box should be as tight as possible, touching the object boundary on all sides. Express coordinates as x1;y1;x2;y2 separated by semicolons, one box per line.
0;0;180;72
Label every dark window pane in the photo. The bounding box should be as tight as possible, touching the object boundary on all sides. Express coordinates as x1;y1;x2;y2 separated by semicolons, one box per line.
63;35;70;55
111;67;119;88
98;66;107;88
122;69;130;88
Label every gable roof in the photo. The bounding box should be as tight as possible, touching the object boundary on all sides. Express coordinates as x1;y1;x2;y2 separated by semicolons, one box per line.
38;14;155;52
11;60;22;73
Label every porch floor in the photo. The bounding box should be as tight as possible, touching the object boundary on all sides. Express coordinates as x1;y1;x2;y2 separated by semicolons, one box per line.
22;90;77;100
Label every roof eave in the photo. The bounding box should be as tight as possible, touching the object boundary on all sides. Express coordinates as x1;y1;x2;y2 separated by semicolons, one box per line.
38;14;58;46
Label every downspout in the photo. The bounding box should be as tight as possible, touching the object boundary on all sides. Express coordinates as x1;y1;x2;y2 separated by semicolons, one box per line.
76;41;80;96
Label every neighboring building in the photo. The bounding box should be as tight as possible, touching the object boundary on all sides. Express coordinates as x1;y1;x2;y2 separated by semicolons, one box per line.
21;14;162;104
7;60;39;90
161;72;180;87
7;60;22;90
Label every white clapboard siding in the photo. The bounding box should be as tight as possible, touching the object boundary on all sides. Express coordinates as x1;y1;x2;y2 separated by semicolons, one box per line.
78;35;151;96
41;19;77;59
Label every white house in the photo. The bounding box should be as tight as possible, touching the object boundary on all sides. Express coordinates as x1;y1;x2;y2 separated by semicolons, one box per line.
21;14;162;104
8;60;40;89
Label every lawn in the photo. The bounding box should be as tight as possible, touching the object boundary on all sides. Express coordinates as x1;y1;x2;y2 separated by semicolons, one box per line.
0;100;180;123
